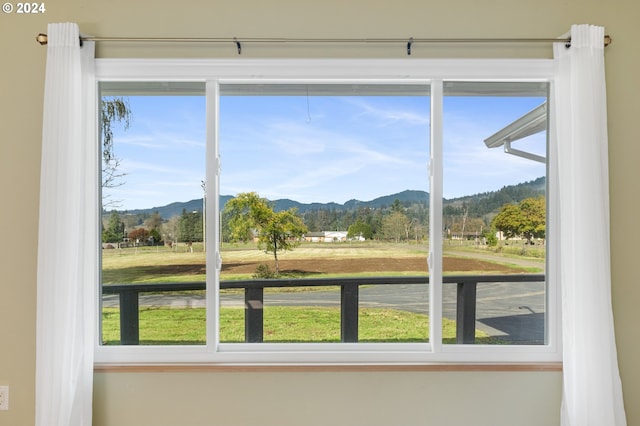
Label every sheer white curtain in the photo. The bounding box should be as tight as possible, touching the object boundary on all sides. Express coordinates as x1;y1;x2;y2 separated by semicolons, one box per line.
554;24;626;426
36;23;97;426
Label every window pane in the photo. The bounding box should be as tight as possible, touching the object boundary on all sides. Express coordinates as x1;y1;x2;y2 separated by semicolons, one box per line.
442;82;548;345
99;82;207;346
219;84;430;343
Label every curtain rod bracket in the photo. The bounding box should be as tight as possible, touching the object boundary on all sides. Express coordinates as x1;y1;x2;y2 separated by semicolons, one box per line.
407;37;413;56
234;37;242;55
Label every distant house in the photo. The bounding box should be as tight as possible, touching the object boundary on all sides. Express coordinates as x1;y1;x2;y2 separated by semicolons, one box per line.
304;232;325;242
324;231;348;242
304;231;349;243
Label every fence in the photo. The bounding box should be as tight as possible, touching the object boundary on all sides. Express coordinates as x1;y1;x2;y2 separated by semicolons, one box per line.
102;274;545;345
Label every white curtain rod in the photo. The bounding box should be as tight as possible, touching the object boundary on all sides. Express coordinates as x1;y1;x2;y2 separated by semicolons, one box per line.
35;33;612;55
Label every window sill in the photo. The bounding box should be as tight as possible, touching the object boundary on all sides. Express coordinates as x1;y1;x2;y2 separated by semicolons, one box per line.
94;362;562;373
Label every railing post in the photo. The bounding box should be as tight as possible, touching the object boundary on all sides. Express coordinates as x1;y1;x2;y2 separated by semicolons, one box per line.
245;286;264;343
341;283;359;342
120;289;140;345
456;281;477;344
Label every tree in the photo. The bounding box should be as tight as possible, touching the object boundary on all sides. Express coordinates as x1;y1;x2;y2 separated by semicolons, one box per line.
347;219;373;240
223;192;308;274
144;211;163;233
381;211;410;243
391;199;403;213
178;209;203;243
491;196;546;243
409;218;426;242
491;203;522;240
128;227;150;243
102;211;124;243
164;216;180;245
101;97;132;208
148;229;161;245
518;196;546;242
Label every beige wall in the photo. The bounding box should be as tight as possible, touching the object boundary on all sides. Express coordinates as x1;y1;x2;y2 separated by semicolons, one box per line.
1;1;638;425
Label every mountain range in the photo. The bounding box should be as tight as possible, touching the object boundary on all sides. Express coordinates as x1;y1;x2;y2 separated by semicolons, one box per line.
116;189;429;219
114;177;544;219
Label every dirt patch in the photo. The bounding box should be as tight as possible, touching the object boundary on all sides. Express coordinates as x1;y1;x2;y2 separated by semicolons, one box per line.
222;256;524;275
104;256;525;282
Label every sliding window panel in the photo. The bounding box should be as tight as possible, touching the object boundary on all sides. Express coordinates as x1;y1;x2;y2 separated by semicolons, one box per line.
441;82;548;345
218;83;431;344
99;82;207;346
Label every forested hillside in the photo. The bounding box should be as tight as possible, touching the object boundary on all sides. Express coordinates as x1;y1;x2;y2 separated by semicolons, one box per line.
103;177;544;244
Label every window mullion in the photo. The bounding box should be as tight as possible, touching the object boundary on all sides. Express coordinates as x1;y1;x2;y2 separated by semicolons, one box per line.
429;80;444;352
206;80;220;351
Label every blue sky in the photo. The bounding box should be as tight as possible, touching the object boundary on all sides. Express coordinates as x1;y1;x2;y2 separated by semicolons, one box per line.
104;91;546;211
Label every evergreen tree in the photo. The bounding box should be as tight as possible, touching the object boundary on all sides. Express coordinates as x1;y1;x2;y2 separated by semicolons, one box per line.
102;211;124;243
178;209;203;242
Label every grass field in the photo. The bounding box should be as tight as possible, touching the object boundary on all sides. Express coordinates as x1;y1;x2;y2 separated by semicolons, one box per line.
102;240;541;283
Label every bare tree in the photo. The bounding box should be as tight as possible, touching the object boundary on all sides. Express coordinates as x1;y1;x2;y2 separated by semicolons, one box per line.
382;211;410;243
101;97;132;208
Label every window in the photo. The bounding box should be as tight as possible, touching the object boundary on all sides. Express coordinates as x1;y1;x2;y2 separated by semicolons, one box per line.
96;59;559;364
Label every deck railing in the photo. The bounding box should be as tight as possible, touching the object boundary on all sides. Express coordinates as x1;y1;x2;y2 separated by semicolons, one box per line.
102;274;545;345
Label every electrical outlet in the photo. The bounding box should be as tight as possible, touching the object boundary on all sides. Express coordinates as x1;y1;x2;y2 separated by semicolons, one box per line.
0;386;8;410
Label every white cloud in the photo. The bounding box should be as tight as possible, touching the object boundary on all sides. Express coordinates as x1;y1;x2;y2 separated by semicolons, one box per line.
346;98;429;126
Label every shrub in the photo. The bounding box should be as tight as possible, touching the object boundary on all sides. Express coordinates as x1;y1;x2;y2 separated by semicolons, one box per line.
485;232;498;247
253;264;277;279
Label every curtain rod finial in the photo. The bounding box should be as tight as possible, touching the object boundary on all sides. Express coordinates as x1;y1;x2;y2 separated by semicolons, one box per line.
36;33;48;45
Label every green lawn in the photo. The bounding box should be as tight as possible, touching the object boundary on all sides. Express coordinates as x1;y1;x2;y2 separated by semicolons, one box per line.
102;306;496;344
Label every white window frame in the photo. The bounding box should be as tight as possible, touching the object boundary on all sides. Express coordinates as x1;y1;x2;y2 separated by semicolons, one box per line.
94;58;560;365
